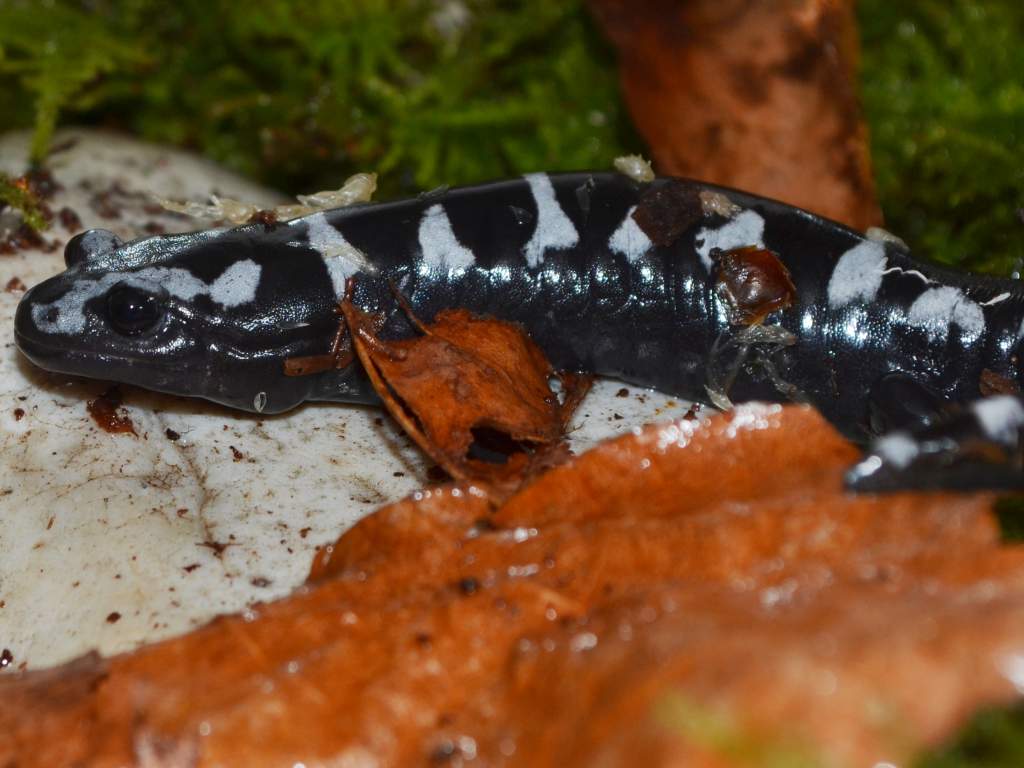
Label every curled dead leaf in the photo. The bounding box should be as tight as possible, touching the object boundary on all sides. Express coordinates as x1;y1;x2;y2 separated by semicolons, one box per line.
340;288;590;485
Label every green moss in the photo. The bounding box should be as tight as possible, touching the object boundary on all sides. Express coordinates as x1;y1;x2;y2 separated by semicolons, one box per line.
0;0;633;197
994;495;1024;543
3;2;1019;277
858;0;1024;276
915;702;1024;767
655;694;822;768
0;1;145;164
0;172;47;231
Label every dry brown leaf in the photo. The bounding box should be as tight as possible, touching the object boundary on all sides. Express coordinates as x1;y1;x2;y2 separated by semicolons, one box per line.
341;295;590;485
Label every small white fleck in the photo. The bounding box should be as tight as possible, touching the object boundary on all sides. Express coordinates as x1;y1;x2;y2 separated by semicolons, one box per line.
253;392;267;413
972;395;1024;444
852;455;883;480
613;154;655;182
570;632;598;652
699;190;741;219
695;209;765;271
907;286;985;342
522;173;579;268
509;526;538;543
881;266;933;285
981;292;1012;307
866;226;908;250
608;206;652;262
827;241;887;309
655;420;699;451
723;402;783;438
457;736;477;761
507;564;540;577
874;432;919;469
418;204;475;271
760;579;798;609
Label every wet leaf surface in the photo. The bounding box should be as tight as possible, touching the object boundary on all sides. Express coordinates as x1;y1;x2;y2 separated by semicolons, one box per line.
3;406;1023;767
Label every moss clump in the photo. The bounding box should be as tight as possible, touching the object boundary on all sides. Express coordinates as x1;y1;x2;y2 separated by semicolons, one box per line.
2;1;1019;278
0;0;633;198
858;0;1024;276
0;171;47;231
915;702;1024;767
994;495;1024;543
0;1;145;164
656;694;822;768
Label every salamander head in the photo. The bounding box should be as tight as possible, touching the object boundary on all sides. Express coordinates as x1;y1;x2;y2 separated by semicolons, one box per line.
14;226;344;413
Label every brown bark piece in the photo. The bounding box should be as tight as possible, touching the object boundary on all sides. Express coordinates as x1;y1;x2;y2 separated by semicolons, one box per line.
4;406;1024;767
341;299;589;485
631;178;702;246
590;0;882;230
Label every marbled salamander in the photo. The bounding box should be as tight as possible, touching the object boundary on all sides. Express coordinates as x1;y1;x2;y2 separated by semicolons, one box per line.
13;172;1024;490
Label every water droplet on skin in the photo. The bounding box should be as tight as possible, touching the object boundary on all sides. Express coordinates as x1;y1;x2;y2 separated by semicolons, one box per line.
508;206;533;227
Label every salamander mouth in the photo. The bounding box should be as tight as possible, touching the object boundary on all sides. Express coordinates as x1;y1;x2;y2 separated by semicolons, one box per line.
14;318;199;390
17;325;152;372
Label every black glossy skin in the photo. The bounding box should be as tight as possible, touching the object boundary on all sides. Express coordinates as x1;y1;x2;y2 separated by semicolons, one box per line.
13;173;1024;456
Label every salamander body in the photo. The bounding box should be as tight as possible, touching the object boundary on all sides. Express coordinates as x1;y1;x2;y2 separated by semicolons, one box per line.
13;172;1024;487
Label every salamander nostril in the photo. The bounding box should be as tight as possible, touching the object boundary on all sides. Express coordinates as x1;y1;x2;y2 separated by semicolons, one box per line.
64;229;123;268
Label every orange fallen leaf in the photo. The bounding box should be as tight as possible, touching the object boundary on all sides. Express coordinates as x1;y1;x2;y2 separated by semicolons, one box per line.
4;406;1021;768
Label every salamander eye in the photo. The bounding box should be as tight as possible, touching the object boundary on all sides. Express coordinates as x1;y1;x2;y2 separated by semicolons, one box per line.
105;284;163;336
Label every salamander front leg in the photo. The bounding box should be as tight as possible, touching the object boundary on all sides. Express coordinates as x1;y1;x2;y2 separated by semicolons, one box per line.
866;372;952;435
846;394;1024;492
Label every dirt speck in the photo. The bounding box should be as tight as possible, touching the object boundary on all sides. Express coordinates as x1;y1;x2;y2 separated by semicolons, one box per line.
199;541;230;557
87;386;136;435
58;207;82;231
4;277;26;294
